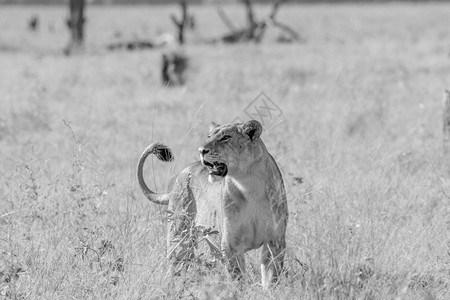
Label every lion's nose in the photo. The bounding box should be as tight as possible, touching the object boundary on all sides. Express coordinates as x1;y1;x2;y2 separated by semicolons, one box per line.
198;147;209;155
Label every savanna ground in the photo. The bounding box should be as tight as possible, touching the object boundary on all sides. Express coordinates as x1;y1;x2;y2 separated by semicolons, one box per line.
1;2;450;299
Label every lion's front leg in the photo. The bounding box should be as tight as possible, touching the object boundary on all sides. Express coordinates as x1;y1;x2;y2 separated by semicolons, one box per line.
221;241;246;280
260;239;285;289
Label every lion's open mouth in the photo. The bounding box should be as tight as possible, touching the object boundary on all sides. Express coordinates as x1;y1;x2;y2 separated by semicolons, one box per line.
202;160;228;177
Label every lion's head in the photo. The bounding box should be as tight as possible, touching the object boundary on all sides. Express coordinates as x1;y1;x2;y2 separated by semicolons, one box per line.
198;120;264;178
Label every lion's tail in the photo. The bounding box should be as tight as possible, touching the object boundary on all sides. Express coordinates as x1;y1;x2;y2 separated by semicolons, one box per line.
137;143;174;205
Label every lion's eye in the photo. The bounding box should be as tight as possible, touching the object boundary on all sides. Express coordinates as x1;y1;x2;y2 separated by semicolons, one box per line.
220;135;231;142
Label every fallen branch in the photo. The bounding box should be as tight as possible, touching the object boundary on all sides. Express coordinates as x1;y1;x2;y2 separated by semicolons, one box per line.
269;19;301;41
106;40;154;51
213;0;301;44
242;0;256;28
268;0;283;19
217;7;237;32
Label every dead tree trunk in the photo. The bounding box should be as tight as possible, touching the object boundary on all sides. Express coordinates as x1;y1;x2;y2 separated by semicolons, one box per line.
242;0;257;40
443;90;450;153
65;0;85;54
171;0;188;45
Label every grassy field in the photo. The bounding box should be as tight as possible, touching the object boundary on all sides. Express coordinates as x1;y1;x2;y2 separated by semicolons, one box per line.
1;3;450;299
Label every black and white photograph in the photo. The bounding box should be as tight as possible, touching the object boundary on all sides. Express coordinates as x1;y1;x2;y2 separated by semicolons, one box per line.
0;0;449;298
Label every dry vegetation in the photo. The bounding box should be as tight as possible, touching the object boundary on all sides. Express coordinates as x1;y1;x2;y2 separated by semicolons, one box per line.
1;3;450;299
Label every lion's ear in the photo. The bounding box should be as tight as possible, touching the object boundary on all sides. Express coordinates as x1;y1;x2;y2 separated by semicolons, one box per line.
209;122;220;133
240;120;262;141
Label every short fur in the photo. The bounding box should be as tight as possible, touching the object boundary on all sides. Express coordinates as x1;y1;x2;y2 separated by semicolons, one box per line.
137;120;288;288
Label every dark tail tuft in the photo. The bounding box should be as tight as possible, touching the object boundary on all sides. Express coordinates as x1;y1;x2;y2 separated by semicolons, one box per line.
152;143;174;162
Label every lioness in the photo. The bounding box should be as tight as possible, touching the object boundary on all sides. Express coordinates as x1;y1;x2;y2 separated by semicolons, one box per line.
137;120;288;288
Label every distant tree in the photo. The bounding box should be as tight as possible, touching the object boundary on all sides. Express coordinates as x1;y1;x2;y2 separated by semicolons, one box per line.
171;0;189;45
65;0;86;54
